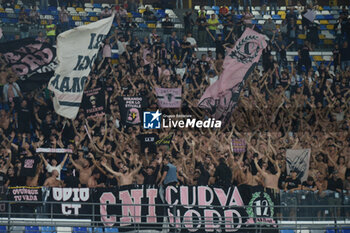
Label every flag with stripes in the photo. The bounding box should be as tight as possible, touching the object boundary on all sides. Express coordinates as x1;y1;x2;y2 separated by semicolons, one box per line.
155;87;182;108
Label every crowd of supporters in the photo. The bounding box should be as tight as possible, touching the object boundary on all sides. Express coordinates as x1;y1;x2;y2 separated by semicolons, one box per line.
0;1;349;209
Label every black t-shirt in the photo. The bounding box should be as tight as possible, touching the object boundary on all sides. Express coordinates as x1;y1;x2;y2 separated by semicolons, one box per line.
300;45;310;60
162;20;174;35
302;181;316;189
214;162;232;186
215;40;225;57
333;49;340;63
280;49;287;60
285;177;301;190
64;175;80;188
197;60;209;72
196;17;207;31
142;164;160;185
327;178;343;192
137;134;159;154
0;172;7;186
196;162;210;185
20;155;40;177
7;175;19;187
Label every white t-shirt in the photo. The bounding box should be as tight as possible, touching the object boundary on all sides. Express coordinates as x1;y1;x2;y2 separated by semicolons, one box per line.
186;37;197;46
46;164;62;180
117;40;128;55
208;75;218;85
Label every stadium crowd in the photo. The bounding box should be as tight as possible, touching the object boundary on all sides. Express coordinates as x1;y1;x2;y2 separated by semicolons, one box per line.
0;0;349;208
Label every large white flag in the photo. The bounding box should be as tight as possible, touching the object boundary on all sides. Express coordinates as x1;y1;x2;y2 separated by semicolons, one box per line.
48;15;114;119
286;149;311;182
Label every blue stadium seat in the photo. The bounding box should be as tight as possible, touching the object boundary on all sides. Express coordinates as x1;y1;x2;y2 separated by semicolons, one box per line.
112;54;119;59
280;230;295;233
139;23;147;28
212;6;220;11
88;228;103;233
48;6;57;11
0;13;7;18
93;3;102;8
316;15;324;20
323;6;331;10
105;228;119;232
41;226;56;233
272;15;281;19
1;18;10;23
73;227;88;233
326;229;337;233
0;226;6;233
25;226;40;233
325;15;334;20
320;25;327;30
341;230;350;233
40;10;51;15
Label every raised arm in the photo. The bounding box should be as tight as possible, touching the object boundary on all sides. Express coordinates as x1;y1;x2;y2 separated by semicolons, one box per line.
205;27;216;41
59;153;69;168
69;154;83;171
254;157;267;177
101;161;122;178
40;153;49;167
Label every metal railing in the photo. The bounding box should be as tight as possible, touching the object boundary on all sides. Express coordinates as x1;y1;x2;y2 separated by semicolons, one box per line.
0;188;350;232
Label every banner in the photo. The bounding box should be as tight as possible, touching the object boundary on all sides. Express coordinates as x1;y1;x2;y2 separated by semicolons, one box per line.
198;28;266;123
0;38;57;91
48;15;114;119
36;148;73;153
94;185;163;231
165;185;277;232
286;149;311;182
8;187;42;202
232;138;246;153
155;87;182;108
40;185;278;232
82;87;105;118
117;96;147;125
49;187;91;217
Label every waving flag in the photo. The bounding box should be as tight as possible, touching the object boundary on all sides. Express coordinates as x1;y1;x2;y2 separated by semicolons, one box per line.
0;38;57;91
48;15;114;119
198;28;266;123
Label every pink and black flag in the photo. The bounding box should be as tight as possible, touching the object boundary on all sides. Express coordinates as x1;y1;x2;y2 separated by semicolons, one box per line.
198;28;267;123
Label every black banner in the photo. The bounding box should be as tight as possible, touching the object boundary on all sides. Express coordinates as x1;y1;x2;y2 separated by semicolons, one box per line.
82;87;105;118
8;186;42;202
93;185;163;231
117;96;147;125
0;38;57;91
49;187;92;218
44;185;279;232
